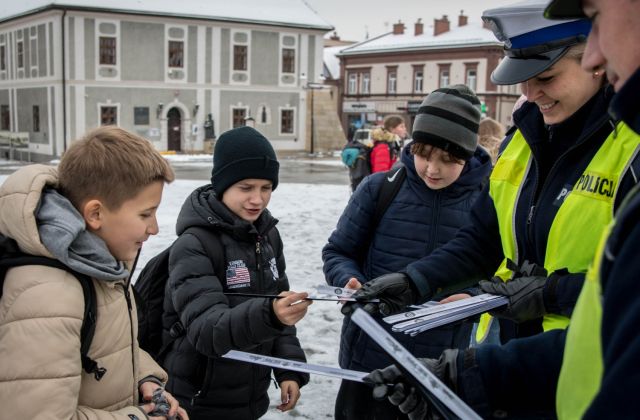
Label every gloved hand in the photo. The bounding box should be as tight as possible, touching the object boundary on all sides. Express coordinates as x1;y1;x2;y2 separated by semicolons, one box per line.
479;275;547;323
342;272;417;316
364;349;461;420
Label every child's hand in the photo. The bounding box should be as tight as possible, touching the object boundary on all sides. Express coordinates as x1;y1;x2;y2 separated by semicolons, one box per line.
276;380;301;412
439;293;471;304
139;381;189;420
272;291;312;326
345;277;362;290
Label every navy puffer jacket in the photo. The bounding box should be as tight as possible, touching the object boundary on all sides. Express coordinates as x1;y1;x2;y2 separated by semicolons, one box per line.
323;145;492;370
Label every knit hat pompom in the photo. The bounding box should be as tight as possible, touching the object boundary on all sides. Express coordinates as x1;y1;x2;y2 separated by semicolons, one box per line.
211;126;279;196
412;84;481;161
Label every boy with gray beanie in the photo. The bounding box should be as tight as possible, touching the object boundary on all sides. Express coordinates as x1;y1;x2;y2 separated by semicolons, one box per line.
323;84;491;420
162;126;311;420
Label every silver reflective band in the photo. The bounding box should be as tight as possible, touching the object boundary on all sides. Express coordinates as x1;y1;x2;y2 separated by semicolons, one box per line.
383;294;508;336
222;350;369;383
351;308;482;420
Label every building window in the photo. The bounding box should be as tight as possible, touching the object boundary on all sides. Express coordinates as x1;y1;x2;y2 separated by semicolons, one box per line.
232;107;246;128
387;69;397;94
234;45;248;71
99;36;116;65
361;73;370;94
348;73;357;94
32;105;40;132
439;64;451;88
1;105;10;130
466;69;477;92
280;109;294;134
414;69;424;93
282;48;295;74
168;41;184;68
17;41;24;68
100;106;117;125
134;107;150;125
0;45;5;70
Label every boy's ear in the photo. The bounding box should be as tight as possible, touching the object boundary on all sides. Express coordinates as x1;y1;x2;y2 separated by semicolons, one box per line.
83;199;104;230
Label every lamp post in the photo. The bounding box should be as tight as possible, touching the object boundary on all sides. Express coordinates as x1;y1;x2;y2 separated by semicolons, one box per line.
304;82;325;155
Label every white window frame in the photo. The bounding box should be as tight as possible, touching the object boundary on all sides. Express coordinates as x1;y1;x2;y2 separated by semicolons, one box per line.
361;72;370;94
230;105;250;129
466;69;477;92
278;106;296;136
97;101;120;126
414;70;423;93
439;69;450;88
95;19;120;81
165;24;188;83
388;70;397;94
348;73;357;94
279;32;297;86
230;29;250;86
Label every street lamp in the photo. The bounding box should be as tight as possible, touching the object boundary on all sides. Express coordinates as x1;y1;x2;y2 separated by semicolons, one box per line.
303;82;326;155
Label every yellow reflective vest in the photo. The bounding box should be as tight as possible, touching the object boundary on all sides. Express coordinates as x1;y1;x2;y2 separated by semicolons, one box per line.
477;124;640;342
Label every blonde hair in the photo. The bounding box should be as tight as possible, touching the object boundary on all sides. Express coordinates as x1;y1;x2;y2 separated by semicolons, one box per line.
58;126;175;210
478;118;505;164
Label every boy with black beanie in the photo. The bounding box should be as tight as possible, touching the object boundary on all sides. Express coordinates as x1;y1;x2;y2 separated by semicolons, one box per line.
162;126;311;420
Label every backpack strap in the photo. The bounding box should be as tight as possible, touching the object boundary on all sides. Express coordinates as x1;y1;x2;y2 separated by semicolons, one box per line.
372;165;407;229
0;237;105;381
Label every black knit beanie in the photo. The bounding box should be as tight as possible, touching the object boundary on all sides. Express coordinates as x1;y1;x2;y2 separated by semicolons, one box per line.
412;84;481;160
211;126;279;196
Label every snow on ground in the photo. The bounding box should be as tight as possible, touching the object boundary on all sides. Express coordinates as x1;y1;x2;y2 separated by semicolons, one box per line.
0;169;353;419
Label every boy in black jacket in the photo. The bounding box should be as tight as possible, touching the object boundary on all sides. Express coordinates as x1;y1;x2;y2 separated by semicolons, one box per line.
162;126;311;420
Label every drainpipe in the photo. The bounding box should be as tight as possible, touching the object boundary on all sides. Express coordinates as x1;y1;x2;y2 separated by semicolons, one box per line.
61;9;67;152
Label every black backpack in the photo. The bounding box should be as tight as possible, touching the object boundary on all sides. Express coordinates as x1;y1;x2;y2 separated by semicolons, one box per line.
0;235;106;381
133;226;281;361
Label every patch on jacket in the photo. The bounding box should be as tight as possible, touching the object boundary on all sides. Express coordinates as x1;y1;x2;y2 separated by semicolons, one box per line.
226;259;251;288
269;257;279;280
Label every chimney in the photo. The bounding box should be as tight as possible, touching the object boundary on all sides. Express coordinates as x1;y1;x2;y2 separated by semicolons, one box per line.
393;20;405;35
458;10;468;27
330;31;340;41
414;18;423;36
434;15;450;36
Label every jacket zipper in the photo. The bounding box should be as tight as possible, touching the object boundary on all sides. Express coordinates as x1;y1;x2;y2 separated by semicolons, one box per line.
524;118;610;259
120;282;138;402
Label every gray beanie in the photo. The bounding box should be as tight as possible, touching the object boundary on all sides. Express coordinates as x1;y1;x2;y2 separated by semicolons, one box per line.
412;84;481;160
211;126;279;196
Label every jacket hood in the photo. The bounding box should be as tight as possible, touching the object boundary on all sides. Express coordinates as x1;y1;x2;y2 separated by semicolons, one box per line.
610;67;640;134
175;184;278;241
400;143;491;198
0;165;128;281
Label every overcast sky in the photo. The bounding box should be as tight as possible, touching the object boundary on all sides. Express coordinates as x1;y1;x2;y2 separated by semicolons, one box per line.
305;0;517;42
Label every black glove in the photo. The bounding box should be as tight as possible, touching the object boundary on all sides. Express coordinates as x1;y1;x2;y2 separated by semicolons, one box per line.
479;275;547;323
342;272;417;316
364;349;461;420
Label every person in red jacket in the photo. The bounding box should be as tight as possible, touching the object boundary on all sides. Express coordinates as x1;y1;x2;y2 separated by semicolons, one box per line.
370;127;398;172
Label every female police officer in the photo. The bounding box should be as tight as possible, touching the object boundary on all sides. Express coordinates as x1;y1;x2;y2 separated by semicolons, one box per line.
351;0;640;346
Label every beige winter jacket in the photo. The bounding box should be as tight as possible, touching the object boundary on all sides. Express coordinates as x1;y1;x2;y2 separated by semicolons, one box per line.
0;165;168;419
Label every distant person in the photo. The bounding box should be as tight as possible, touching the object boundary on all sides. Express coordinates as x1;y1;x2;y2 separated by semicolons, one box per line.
323;85;491;420
0;127;187;419
162;126;311;419
370;115;407;173
478;117;506;164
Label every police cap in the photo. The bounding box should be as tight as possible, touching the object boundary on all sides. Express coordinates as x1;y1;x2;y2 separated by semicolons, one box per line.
482;0;591;85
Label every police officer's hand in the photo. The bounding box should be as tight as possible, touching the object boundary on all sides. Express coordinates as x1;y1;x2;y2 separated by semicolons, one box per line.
479;276;547;323
366;365;429;420
341;272;417;316
365;349;463;420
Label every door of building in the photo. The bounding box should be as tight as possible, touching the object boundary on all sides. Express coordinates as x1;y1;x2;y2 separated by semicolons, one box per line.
167;108;181;151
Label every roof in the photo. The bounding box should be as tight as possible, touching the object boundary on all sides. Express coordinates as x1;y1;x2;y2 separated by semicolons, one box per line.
339;20;502;56
0;0;334;31
323;44;348;79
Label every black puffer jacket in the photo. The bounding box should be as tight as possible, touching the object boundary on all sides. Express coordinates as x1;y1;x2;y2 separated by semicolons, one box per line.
162;185;309;420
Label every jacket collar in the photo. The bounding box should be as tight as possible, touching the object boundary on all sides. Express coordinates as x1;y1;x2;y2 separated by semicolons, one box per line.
609;67;640;134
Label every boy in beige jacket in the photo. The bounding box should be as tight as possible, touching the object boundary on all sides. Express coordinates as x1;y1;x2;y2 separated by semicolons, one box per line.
0;126;188;419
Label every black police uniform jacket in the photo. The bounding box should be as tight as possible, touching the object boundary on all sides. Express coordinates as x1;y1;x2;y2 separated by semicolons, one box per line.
162;184;309;420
